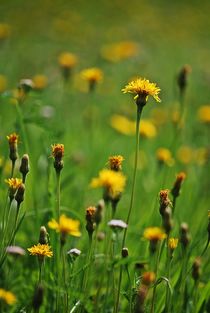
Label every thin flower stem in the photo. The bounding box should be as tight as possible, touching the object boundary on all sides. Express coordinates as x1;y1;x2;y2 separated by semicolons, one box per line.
62;246;68;312
56;172;61;219
11;160;16;178
114;105;143;313
150;242;162;313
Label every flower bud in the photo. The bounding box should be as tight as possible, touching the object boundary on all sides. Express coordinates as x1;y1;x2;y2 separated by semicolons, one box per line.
180;223;191;248
192;257;201;282
19;154;29;182
39;226;48;245
15;183;25;205
32;283;44;311
122;247;129;258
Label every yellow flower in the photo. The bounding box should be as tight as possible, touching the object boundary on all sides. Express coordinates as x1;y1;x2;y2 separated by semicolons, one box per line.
0;288;16;305
90;169;126;199
108;155;124;171
140;119;157;138
58;52;78;68
32;75;48;90
122;77;161;103
177;146;193;164
142;272;156;286
197;105;210;124
101;41;138;62
5;178;22;191
0;23;11;40
168;238;179;251
7;133;19;144
51;144;64;158
81;67;103;83
48;214;81;237
0;75;7;93
144;227;166;242
156;148;174;166
110;114;135;135
27;243;53;258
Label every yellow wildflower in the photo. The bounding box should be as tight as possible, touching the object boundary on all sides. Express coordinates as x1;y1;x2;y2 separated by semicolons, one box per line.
81;67;103;83
108;155;124;171
142;272;156;286
194;148;209;166
110;114;135;135
122;77;161;103
32;74;48;90
156;148;174;166
0;75;7;93
51;144;64;158
168;238;179;251
7;133;19;144
101;41;138;62
197;105;210;124
0;23;11;40
48;214;81;237
144;227;166;242
5;178;22;191
140;119;157;138
90;169;126;199
58;52;78;68
27;243;53;258
0;288;16;305
177;146;193;164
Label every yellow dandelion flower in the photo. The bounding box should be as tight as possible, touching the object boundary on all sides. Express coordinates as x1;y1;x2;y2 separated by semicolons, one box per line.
0;288;16;305
81;67;103;83
48;214;81;237
142;272;156;286
0;75;7;93
144;227;166;242
58;52;78;68
108;155;124;171
177;146;194;164
156;148;174;166
101;41;138;62
140;119;157;138
7;133;19;144
27;243;53;258
5;178;22;191
197;105;210;124
32;74;48;90
168;238;179;251
122;77;161;103
51;144;64;158
0;23;11;40
110;114;136;135
90;169;126;199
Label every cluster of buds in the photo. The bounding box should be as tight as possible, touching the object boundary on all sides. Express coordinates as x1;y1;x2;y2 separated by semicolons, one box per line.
159;190;173;234
51;144;64;173
177;65;191;97
180;223;191;249
85;207;96;239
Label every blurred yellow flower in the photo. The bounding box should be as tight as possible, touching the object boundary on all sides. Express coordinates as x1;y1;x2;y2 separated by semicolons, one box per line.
122;78;161;103
197;105;210;124
177;146;193;164
32;75;48;90
110;114;135;135
156;148;174;166
142;272;156;286
0;288;16;305
90;169;126;199
0;75;7;93
0;23;11;40
58;52;78;68
27;243;53;258
81;67;103;83
5;178;22;191
101;41;138;62
168;238;178;251
140;119;157;138
194;148;209;166
144;227;166;242
48;214;81;237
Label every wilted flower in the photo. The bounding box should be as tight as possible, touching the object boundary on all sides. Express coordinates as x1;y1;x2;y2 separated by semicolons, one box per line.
67;248;81;257
108;219;127;231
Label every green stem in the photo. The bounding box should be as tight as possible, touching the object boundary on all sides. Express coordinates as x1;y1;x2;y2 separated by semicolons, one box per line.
62;246;68;312
150;242;162;313
56;172;61;219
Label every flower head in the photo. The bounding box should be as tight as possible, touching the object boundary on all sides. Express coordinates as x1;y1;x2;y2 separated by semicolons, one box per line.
171;172;186;198
33;75;48;90
27;243;53;258
144;227;166;242
51;144;64;159
90;169;126;200
5;178;22;191
48;214;81;237
101;41;138;62
108;155;124;171
156;148;174;166
81;68;103;83
108;219;127;231
197;105;210;124
7;133;19;144
58;52;78;68
142;272;156;286
0;288;16;305
122;77;161;104
168;238;178;251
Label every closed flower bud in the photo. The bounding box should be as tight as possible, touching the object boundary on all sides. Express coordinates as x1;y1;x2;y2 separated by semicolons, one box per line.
122;247;129;258
180;223;191;248
171;172;186;199
95;199;104;225
15;183;25;205
19;154;29;182
39;226;48;245
177;65;191;96
32;283;44;311
162;206;173;234
192;257;201;281
19;79;34;94
7;133;19;163
85;207;96;237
